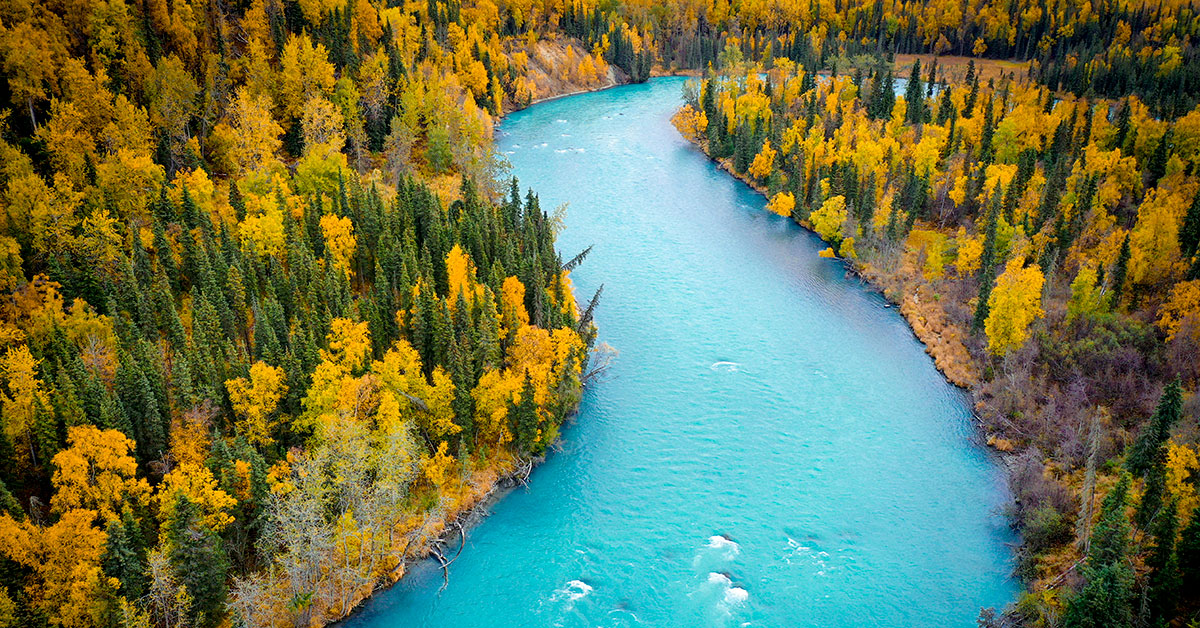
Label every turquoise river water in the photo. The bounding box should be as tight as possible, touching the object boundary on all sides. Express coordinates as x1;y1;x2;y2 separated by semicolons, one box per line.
343;78;1017;627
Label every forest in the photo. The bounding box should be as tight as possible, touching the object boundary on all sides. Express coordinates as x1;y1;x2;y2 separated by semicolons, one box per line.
0;0;1198;624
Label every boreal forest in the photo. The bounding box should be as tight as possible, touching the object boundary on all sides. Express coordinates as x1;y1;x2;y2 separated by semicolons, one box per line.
0;0;1198;625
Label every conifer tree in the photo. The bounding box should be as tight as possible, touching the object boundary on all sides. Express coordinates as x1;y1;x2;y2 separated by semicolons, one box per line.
103;507;148;600
1110;234;1131;309
904;60;925;124
1147;128;1173;188
1181;188;1200;259
511;373;539;454
1179;512;1200;594
1144;499;1180;626
1126;380;1182;476
1062;474;1134;628
973;195;1001;331
962;61;979;118
166;495;230;628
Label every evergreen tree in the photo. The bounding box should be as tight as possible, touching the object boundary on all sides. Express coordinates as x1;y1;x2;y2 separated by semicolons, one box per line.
475;289;502;376
972;195;1001;331
1062;474;1134;628
1178;511;1200;594
1147;128;1173;188
868;70;896;120
1135;457;1166;529
1179;187;1200;259
962;61;979;118
1109;234;1131;309
1126;380;1182;476
166;495;230;628
1144;499;1180;626
978;98;996;164
102;507;147;600
511;373;539;454
935;86;954;125
904;59;925;124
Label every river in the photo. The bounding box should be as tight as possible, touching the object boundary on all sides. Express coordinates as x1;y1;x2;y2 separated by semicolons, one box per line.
342;77;1017;627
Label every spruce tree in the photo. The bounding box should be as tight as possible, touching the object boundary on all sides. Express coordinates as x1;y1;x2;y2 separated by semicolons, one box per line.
962;61;979;118
511;373;539;454
1062;474;1134;628
1109;234;1131;310
876;70;896;120
166;495;230;628
102;507;148;600
1179;187;1200;259
1147;127;1173;188
978;98;996;164
475;288;502;376
1126;380;1182;476
0;478;23;519
1178;511;1200;594
1144;499;1180;626
935;87;954;125
904;59;924;124
1135;457;1166;529
972;195;1001;331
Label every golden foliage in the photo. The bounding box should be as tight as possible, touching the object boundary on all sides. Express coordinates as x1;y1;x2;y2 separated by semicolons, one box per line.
0;344;51;465
227;87;282;175
226;361;289;446
1166;441;1199;526
446;244;482;306
322;318;372;373
420;441;455;488
810;195;847;242
747;139;777;180
1158;279;1200;342
954;231;983;276
0;509;107;628
671;104;708;142
766;192;795;217
985;259;1045;357
50;426;150;521
501;275;529;333
320;214;357;278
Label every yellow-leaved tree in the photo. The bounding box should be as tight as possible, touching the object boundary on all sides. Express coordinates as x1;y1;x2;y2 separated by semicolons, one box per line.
226;361;289;446
747;139;777;180
226;87;282;175
985;258;1045;357
320;214;356;279
50;426;151;521
446;244;482;306
671;105;708;142
766;192;795;217
1067;264;1105;320
0;344;51;466
322;318;372;373
1158;279;1200;342
1166;442;1199;526
372;339;460;442
810;195;848;243
500;276;529;334
0;509;107;628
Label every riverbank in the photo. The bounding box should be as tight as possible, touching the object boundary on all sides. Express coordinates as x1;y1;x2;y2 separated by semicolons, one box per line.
329;452;541;623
